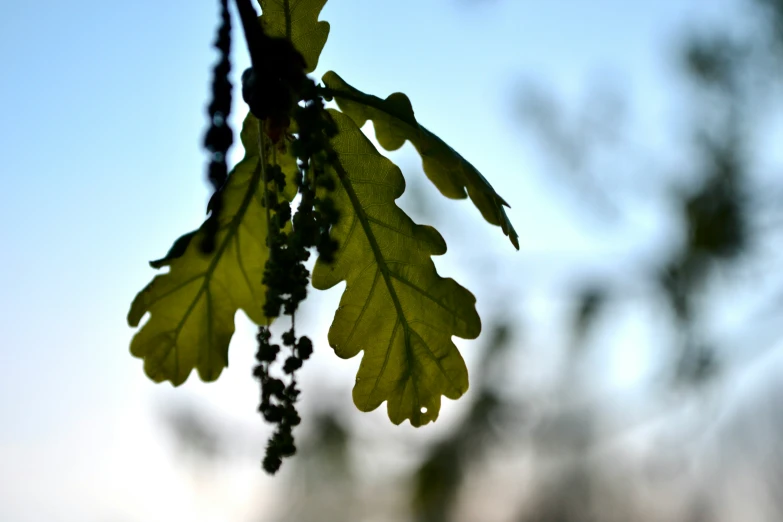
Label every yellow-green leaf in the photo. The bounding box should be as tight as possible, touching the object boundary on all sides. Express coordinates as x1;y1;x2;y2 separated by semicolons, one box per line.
127;116;289;385
259;0;329;73
322;71;519;250
312;110;481;426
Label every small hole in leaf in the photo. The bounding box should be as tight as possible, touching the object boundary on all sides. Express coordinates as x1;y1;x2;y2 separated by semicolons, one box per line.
420;407;428;414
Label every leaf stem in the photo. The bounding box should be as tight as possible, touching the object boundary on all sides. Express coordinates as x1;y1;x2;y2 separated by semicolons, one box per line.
233;0;267;72
259;121;271;240
283;0;292;40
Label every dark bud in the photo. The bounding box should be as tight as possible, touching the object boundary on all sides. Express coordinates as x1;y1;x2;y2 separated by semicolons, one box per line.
282;330;296;346
283;408;301;426
262;404;283;423
241;67;269;120
285;382;301;401
263;453;282;474
263;298;283;318
283;356;303;374
241;67;258;108
317;197;339;223
259;396;270;411
265;378;285;398
255;342;280;362
317;236;339;264
277;202;292;223
266;164;284;186
297;336;313;360
204;122;233;153
278;438;296;457
256;327;272;342
208;160;228;188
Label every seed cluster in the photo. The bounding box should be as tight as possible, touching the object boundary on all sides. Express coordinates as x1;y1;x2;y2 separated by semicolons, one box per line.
229;7;341;471
201;0;233;254
251;81;340;473
202;0;342;475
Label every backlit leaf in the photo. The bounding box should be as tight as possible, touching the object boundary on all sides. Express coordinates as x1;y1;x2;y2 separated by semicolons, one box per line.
259;0;330;73
127;116;293;385
312;110;481;426
322;71;519;249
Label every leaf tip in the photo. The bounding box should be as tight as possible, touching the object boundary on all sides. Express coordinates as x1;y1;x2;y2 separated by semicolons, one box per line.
197;364;225;383
127;289;150;327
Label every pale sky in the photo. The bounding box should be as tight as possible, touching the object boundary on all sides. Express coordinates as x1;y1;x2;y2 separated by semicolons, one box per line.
0;1;754;521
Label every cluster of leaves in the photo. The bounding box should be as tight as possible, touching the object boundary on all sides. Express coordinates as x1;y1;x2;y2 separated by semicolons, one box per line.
127;0;515;472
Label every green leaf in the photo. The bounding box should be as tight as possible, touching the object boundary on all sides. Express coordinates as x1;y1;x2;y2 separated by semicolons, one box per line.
149;230;197;269
312;110;481;426
259;0;330;73
322;71;519;250
127;115;288;385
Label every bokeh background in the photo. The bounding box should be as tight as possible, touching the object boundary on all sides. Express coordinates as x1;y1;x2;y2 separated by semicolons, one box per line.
3;0;783;520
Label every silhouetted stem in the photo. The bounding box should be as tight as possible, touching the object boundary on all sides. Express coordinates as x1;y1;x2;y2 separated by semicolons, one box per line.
233;0;267;72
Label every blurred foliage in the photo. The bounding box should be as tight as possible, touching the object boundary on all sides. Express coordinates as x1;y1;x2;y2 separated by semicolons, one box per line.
276;412;356;522
163;405;224;463
411;324;513;522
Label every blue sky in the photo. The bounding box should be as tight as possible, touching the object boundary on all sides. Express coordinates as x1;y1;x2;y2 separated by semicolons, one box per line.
0;1;748;521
